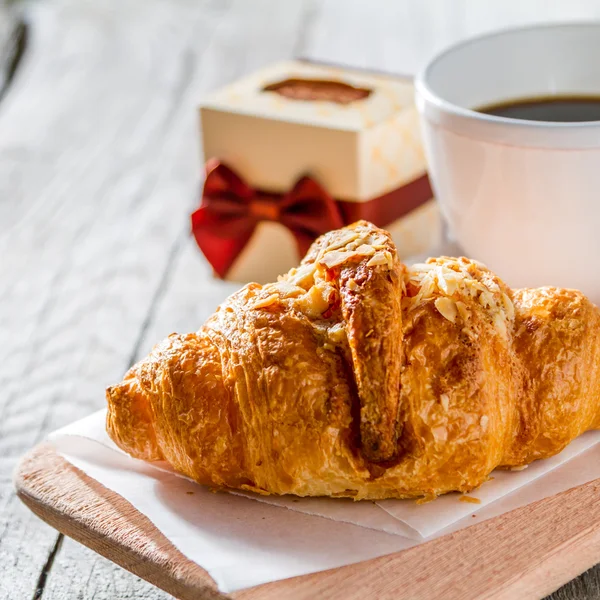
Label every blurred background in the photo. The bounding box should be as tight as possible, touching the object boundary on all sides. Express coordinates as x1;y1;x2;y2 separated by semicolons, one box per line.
3;1;600;599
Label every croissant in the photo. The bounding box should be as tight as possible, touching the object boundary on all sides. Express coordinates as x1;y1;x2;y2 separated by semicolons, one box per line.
106;221;600;500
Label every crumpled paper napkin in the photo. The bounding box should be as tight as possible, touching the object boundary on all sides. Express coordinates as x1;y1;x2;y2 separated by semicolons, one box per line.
49;410;600;592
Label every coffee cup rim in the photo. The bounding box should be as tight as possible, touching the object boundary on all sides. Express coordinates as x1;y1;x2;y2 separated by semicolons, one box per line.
415;22;600;147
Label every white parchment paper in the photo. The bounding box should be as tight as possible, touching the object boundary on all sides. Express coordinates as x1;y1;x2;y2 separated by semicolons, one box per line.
49;410;600;593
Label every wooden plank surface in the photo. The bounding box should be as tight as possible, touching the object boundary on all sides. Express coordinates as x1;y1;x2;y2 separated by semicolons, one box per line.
5;1;600;599
0;0;309;598
14;443;600;600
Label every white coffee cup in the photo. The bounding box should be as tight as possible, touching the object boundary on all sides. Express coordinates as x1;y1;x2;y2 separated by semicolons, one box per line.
415;23;600;302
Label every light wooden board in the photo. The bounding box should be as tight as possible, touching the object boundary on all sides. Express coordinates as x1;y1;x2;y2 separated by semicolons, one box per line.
6;0;600;598
15;443;600;600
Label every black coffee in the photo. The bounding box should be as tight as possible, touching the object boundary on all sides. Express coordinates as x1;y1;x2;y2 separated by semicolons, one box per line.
478;95;600;122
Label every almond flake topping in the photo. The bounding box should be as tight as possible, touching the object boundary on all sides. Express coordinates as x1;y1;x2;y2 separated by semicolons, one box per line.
324;230;360;252
405;258;515;345
319;250;359;269
366;252;389;267
432;426;448;442
502;293;515;320
479;291;494;309
328;322;346;344
384;250;394;268
347;278;359;292
270;281;304;298
283;263;316;289
435;297;457;323
354;244;376;256
494;312;508;339
294;282;333;318
252;294;279;309
440;393;450;411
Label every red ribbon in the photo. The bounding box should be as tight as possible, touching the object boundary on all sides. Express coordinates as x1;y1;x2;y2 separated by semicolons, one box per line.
192;159;433;278
192;159;344;278
338;174;433;227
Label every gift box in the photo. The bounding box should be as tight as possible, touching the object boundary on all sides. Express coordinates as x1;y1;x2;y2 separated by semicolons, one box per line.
193;60;440;282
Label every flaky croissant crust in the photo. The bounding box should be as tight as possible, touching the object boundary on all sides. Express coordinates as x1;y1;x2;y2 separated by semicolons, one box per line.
106;222;600;500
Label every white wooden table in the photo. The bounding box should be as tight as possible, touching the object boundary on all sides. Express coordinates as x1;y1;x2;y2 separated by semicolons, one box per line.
3;1;600;598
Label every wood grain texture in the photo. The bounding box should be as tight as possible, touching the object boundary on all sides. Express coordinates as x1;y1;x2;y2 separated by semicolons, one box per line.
14;443;600;600
6;0;600;598
0;2;26;103
16;445;219;600
0;0;312;597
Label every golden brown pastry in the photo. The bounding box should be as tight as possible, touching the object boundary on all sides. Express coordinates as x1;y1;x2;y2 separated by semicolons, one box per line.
106;221;600;500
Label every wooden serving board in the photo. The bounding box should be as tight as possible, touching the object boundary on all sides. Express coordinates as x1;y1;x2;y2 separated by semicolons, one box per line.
15;443;600;600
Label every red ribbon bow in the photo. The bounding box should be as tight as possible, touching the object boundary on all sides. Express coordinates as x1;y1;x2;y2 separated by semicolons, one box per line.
191;159;344;278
